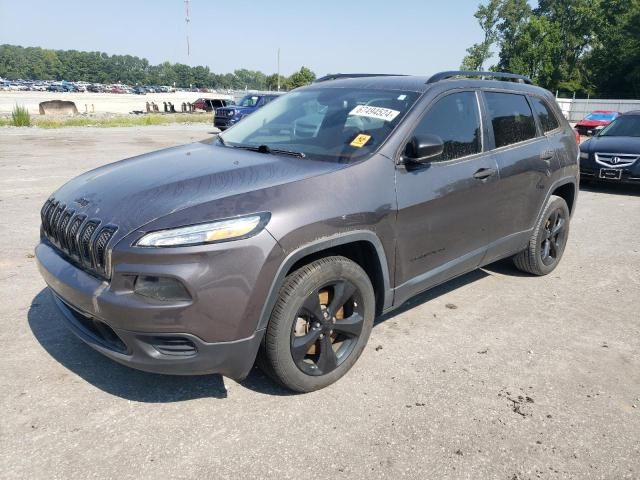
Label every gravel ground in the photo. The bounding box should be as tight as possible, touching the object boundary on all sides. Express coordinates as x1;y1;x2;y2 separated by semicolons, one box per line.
1;125;639;480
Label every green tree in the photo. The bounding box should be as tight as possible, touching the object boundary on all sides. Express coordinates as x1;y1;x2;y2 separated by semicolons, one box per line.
266;73;288;91
461;0;501;70
287;66;316;89
587;0;640;98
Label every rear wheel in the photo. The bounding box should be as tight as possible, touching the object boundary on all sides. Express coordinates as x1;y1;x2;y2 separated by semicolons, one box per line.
513;195;570;276
260;256;375;392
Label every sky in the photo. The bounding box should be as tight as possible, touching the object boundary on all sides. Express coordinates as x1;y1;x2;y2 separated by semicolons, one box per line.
0;0;488;77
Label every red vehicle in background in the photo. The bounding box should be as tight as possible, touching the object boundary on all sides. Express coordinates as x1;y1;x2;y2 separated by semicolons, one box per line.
575;110;621;136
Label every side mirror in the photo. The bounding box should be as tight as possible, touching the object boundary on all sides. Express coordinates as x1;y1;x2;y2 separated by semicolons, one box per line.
404;134;444;163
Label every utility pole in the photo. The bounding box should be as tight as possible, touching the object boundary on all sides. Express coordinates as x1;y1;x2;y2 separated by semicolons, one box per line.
277;48;280;92
184;0;191;58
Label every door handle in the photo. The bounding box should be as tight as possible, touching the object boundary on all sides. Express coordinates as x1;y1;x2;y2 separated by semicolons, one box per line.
473;167;496;180
541;150;555;161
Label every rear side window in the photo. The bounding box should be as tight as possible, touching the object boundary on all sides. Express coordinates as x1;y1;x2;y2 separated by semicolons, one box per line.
412;91;481;161
485;92;537;148
530;97;560;132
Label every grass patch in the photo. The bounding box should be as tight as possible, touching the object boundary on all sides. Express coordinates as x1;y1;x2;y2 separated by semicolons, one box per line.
0;113;212;129
11;105;32;126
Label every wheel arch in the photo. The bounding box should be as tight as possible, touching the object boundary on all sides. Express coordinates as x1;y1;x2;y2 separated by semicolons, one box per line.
551;181;576;215
257;231;392;331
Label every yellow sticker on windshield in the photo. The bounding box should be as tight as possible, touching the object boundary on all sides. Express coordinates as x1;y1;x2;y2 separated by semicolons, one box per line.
351;134;371;148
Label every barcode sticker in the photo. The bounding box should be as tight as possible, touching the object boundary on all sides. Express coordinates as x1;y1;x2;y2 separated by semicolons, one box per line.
349;105;400;122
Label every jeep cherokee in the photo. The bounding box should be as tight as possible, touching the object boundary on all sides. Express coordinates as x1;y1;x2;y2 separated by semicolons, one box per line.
36;71;579;392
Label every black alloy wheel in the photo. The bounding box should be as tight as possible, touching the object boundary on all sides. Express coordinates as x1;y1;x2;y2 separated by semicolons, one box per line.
291;280;364;376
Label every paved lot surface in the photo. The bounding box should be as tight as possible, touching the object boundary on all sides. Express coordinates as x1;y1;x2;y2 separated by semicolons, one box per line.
1;126;639;479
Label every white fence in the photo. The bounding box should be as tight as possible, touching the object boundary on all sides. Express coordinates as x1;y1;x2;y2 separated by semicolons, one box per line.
555;98;640;122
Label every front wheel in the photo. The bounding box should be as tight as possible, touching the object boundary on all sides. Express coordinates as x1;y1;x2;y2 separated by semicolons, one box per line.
260;256;375;392
513;195;570;276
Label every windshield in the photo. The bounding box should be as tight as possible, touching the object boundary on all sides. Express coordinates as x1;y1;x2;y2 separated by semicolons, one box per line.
219;87;420;162
584;112;618;122
598;115;640;137
237;95;260;107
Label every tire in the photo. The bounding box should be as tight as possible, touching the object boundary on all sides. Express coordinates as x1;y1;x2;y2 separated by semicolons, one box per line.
260;256;375;392
513;195;570;276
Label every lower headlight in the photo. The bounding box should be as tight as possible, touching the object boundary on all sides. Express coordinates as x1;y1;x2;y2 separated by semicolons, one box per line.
580;152;589;160
136;213;270;247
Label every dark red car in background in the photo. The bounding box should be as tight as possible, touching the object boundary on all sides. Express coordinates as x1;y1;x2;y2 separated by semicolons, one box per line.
192;98;235;112
575;110;621;136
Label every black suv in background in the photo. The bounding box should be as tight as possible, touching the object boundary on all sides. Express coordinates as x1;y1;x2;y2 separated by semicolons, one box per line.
36;71;578;392
579;110;640;184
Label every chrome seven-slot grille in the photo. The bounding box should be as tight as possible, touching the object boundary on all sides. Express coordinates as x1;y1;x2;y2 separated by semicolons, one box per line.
40;198;117;279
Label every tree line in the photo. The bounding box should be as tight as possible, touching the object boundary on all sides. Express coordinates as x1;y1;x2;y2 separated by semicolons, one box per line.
461;0;640;98
0;44;316;90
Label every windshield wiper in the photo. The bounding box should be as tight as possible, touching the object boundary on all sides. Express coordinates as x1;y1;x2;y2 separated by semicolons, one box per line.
229;143;306;158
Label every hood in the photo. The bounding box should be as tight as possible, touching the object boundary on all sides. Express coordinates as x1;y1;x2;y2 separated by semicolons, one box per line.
577;119;610;127
49;141;347;241
581;135;640;154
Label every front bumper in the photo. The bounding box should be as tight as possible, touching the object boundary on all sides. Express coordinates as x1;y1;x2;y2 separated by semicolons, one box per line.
35;230;283;378
51;293;264;377
214;117;238;129
580;156;640;184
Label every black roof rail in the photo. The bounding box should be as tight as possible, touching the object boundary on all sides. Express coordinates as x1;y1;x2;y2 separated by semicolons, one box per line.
314;73;407;83
427;70;533;85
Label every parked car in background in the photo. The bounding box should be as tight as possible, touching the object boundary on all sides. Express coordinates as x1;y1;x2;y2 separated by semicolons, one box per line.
36;71;578;392
214;93;282;130
579;110;640;185
575;110;621;136
47;84;66;92
192;97;235;112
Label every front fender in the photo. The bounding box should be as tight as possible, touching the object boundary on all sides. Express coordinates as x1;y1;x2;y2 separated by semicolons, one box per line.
256;230;393;331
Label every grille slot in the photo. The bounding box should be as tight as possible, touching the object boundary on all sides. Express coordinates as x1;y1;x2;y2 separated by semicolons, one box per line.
39;198;117;279
93;227;117;271
67;214;86;258
50;203;65;241
44;200;58;236
79;221;100;267
57;210;74;249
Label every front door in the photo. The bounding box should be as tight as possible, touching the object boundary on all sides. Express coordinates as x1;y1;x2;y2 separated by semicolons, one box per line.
394;91;500;305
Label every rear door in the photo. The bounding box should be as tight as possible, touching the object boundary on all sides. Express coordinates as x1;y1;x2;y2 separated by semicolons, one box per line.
481;91;553;262
394;90;501;304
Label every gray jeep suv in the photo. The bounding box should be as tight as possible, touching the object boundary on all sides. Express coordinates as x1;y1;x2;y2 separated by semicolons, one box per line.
36;71;579;392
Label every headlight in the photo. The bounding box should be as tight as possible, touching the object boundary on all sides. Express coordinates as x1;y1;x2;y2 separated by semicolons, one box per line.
228;109;236;117
580;152;589;160
136;213;270;247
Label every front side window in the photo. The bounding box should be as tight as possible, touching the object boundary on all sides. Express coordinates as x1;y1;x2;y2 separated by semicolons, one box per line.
485;92;537;148
410;91;481;162
219;88;420;162
530;97;560;133
237;95;260;107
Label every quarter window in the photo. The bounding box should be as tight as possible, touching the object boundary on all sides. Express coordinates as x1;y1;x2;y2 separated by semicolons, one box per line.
530;97;560;133
485;92;537;148
411;91;481;161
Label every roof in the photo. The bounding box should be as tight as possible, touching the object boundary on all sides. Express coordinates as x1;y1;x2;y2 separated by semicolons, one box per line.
307;73;549;97
623;110;640;115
